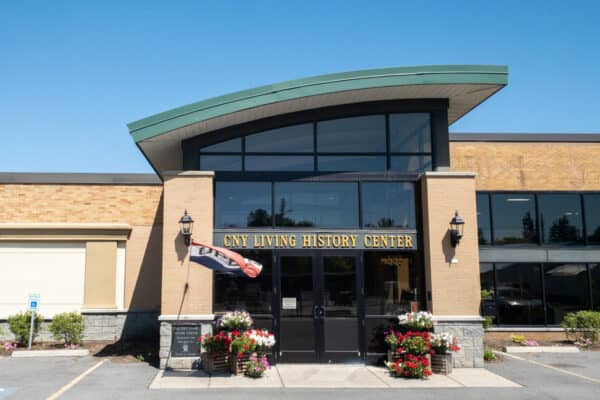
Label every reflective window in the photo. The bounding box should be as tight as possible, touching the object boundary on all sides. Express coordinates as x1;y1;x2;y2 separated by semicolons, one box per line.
317;115;386;153
584;194;600;244
215;182;272;228
389;156;432;173
245;124;313;153
213;250;273;314
538;194;583;244
544;264;589;325
200;138;242;153
480;263;496;320
477;194;491;245
495;263;544;325
199;155;242;171
491;194;537;245
364;252;421;316
318;156;386;172
591;264;600;310
245;156;313;171
274;182;359;228
389;113;431;153
361;183;415;228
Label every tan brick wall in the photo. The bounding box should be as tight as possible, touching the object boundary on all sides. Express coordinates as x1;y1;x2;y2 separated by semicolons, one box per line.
161;172;214;315
451;142;600;191
0;183;163;311
421;172;480;316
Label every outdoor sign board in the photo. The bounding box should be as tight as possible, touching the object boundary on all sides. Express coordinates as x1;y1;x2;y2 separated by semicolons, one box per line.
213;230;418;251
171;324;202;357
27;294;40;311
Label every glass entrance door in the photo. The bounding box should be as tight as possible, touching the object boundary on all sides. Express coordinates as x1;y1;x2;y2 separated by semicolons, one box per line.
278;252;362;363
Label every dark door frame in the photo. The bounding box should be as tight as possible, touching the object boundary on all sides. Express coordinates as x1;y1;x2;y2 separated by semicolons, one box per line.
273;249;365;363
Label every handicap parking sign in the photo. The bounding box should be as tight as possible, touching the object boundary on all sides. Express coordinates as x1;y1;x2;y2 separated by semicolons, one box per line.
27;294;40;311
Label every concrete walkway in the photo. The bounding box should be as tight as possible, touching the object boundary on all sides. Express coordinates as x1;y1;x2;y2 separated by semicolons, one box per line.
149;365;520;389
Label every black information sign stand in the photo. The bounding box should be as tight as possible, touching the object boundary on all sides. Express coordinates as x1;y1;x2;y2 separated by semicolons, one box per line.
171;324;202;357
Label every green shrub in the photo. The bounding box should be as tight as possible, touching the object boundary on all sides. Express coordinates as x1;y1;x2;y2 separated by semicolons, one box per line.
481;289;493;300
8;311;43;345
483;316;494;329
48;312;85;345
511;334;526;344
483;348;496;362
561;310;600;343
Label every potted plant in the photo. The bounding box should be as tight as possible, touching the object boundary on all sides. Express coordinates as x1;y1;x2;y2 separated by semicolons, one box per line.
385;354;432;379
229;331;257;375
246;328;276;358
245;354;270;378
398;311;434;332
398;331;432;370
217;310;254;332
199;331;232;374
430;332;460;374
384;330;403;363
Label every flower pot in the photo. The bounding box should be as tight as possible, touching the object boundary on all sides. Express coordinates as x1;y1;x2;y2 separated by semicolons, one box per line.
229;352;252;375
431;353;452;375
201;352;229;374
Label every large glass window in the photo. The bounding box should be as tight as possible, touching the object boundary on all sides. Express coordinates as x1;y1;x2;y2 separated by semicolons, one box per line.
274;182;359;228
477;194;491;245
591;264;600;310
491;194;537;245
213;250;273;314
538;194;583;244
479;263;496;320
584;194;600;244
245;124;313;153
495;263;544;325
215;182;272;228
361;183;415;228
389;113;431;153
200;138;242;153
389;156;432;173
245;156;313;171
544;264;589;324
364;252;422;316
199;155;241;171
317;115;386;153
318;156;386;172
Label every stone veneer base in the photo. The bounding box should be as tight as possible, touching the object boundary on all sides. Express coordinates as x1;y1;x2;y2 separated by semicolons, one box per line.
159;315;214;369
433;317;484;368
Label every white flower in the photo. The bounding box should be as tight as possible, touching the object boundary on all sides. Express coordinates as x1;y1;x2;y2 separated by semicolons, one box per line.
246;329;276;348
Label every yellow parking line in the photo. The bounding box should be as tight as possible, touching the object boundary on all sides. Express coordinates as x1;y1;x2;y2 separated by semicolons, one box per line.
497;351;600;385
46;359;107;400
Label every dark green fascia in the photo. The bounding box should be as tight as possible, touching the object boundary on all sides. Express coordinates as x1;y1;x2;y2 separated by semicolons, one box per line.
128;65;508;143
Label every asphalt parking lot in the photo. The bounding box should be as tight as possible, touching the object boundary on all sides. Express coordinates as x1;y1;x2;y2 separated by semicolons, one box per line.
1;352;600;399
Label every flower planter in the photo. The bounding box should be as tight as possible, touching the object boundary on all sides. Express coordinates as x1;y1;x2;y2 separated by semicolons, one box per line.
201;352;229;374
431;353;452;375
387;350;403;364
229;352;252;375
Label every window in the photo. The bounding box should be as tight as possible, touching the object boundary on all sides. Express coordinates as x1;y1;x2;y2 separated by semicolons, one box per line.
491;194;537;245
318;156;386;172
200;138;242;153
215;182;272;228
479;263;496;320
361;183;415;228
364;252;422;316
476;194;491;245
245;124;313;153
389;156;432;173
543;264;589;324
274;182;359;228
389;113;431;153
245;156;313;171
199;155;242;171
538;194;583;244
591;264;600;310
495;263;544;325
213;250;273;314
584;194;600;244
317;115;386;153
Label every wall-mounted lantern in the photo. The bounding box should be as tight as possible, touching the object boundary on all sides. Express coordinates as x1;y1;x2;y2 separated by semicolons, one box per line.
179;210;194;247
449;210;464;248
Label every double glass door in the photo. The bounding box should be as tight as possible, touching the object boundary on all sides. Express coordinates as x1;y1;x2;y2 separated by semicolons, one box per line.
277;251;363;363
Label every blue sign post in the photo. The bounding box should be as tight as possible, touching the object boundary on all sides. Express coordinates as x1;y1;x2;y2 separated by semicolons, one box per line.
27;294;40;350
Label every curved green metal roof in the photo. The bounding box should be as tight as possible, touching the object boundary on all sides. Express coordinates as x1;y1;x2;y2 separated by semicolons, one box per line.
127;65;508;143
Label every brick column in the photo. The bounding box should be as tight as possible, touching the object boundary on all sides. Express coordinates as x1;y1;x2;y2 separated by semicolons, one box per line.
160;171;215;368
420;171;483;367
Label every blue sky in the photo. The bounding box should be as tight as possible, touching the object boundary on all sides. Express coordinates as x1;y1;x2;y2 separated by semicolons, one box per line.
1;1;599;173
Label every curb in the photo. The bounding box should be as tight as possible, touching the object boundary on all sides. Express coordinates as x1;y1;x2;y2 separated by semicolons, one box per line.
12;349;90;357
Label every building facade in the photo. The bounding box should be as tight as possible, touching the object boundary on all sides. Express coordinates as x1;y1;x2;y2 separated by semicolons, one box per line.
0;65;598;369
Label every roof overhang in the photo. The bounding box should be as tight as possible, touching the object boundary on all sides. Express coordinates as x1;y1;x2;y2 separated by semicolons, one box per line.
127;65;508;175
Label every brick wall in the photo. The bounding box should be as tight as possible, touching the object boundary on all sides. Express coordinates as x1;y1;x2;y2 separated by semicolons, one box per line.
451;142;600;191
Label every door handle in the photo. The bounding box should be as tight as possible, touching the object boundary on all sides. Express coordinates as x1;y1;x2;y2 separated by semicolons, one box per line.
313;305;325;319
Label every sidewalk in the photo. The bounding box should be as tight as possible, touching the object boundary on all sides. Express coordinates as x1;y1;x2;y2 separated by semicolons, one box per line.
149;364;520;389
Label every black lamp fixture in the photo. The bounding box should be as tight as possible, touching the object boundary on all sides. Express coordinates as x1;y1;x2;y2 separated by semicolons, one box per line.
450;210;465;248
179;210;194;247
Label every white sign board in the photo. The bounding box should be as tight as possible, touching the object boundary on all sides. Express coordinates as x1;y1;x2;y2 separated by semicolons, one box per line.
282;297;297;310
27;293;40;311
